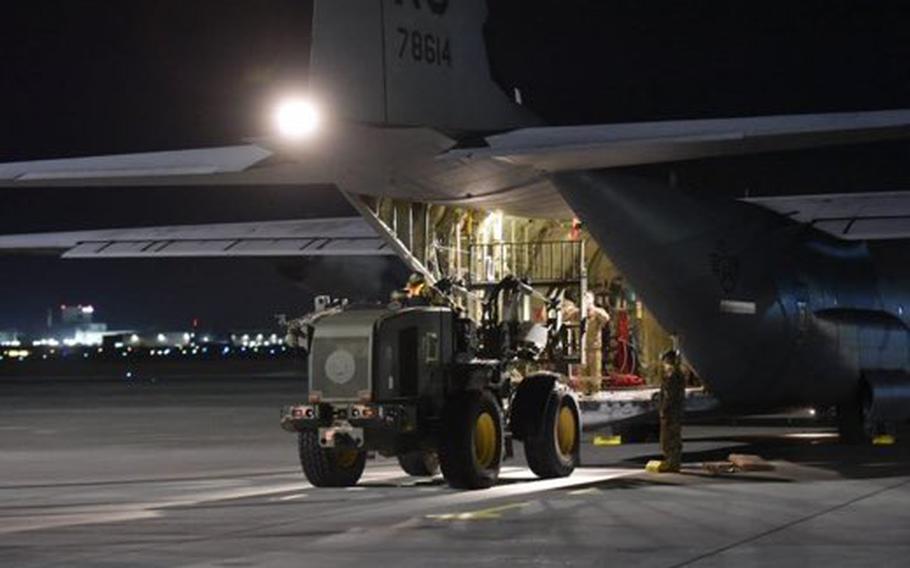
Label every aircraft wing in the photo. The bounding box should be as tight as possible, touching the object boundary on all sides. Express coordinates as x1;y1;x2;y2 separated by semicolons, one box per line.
3;110;910;220
744;191;910;241
0;217;395;258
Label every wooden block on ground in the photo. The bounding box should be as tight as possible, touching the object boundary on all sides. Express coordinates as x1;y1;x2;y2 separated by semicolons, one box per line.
727;453;775;471
702;461;735;474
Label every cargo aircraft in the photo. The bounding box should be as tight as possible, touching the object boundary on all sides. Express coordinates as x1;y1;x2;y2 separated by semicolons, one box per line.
3;0;910;441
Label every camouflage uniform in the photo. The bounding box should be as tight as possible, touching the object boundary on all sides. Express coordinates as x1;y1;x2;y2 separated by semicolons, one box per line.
659;349;685;472
583;301;610;384
563;294;610;394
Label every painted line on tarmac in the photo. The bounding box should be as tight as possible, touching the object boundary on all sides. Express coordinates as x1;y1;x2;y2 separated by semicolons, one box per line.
272;493;308;502
313;467;641;537
0;466;409;535
426;501;531;521
425;467;638;511
363;467;639;526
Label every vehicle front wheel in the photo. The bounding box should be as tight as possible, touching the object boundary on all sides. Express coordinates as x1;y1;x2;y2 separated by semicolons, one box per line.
439;390;504;489
297;431;366;487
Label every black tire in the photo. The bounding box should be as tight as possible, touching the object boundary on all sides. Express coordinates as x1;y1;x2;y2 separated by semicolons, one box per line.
837;384;885;445
524;390;580;478
439;390;504;489
397;450;440;477
297;431;367;487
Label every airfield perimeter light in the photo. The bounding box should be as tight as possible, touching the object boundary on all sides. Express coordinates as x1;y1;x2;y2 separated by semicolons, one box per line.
275;97;321;139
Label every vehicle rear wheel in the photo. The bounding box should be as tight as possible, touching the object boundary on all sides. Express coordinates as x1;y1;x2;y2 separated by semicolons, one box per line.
297;430;366;487
397;450;440;477
439;390;503;489
524;389;580;478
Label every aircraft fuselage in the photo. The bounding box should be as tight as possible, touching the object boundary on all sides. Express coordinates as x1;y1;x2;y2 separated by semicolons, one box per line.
556;171;910;410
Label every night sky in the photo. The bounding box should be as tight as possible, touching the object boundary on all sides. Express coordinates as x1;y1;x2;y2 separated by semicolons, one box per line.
1;1;909;333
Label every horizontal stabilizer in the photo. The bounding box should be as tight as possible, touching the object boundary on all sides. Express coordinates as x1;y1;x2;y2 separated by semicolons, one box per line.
0;218;395;258
447;110;910;171
744;191;910;240
0;145;272;183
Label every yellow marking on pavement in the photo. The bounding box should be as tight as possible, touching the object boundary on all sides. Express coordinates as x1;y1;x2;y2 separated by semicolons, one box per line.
593;435;622;446
569;487;600;496
427;501;529;521
873;435;896;446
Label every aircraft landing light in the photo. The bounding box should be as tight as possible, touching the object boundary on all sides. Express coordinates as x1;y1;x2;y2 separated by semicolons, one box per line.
275;97;321;140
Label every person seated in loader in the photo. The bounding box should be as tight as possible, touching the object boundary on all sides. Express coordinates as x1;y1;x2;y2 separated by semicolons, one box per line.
393;273;451;308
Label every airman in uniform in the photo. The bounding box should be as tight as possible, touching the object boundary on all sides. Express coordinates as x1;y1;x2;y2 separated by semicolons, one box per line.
657;348;685;472
400;273;450;307
564;292;611;394
582;291;610;389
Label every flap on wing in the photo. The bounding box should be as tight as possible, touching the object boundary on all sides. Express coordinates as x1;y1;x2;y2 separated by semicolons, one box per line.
0;218;395;258
744;191;910;240
445;110;910;172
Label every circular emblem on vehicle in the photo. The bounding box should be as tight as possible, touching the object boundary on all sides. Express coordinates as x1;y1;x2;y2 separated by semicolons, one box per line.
325;349;356;385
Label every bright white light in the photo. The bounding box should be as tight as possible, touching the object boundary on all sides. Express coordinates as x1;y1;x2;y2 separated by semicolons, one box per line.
81;305;95;315
275;98;321;139
480;210;505;242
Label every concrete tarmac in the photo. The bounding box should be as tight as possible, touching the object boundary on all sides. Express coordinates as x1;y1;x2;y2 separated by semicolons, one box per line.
1;377;909;567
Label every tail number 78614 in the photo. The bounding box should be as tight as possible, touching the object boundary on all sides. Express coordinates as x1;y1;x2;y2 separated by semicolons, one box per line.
396;27;452;67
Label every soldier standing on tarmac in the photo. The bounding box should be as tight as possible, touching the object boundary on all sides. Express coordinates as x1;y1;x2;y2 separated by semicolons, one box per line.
658;348;685;472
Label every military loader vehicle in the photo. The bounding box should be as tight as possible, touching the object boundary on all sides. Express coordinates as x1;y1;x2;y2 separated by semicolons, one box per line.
281;275;584;490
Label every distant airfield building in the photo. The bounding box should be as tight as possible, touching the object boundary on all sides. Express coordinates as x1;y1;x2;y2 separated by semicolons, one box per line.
0;329;21;346
47;304;109;346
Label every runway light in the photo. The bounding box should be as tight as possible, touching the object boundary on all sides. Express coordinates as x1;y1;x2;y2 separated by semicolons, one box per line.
275;97;321;139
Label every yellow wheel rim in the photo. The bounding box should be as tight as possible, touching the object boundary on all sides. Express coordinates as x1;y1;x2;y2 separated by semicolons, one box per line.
473;412;497;469
556;405;577;458
335;449;359;469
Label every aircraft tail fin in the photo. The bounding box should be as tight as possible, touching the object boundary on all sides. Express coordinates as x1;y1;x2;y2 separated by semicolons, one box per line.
310;0;537;132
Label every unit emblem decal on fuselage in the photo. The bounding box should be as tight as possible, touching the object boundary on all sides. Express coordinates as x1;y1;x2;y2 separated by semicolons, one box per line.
710;241;741;294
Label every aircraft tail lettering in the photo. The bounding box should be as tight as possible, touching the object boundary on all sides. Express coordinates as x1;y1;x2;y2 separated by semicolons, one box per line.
310;0;537;132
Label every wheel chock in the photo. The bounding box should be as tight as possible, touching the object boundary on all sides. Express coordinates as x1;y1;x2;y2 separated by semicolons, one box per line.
873;434;896;446
646;460;680;473
645;460;664;473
